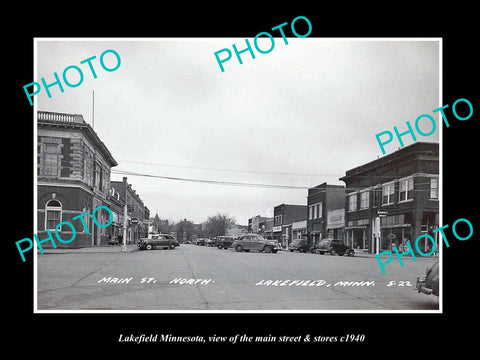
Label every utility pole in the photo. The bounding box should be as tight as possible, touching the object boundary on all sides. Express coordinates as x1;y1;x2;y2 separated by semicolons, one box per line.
122;203;128;251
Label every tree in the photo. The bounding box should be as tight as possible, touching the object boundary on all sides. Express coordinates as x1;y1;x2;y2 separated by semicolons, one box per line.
175;219;195;243
204;213;236;237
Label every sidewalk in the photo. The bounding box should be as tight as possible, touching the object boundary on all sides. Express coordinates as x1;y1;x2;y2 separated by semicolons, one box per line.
39;244;139;254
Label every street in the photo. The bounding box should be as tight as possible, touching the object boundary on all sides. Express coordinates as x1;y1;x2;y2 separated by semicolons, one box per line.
36;244;440;311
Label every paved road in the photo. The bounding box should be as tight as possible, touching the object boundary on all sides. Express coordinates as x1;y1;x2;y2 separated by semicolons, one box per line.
36;244;440;311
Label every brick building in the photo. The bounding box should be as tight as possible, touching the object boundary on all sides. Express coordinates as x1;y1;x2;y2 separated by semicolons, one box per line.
272;204;308;248
248;215;269;234
306;183;345;246
110;177;148;244
37;111;118;247
339;142;439;253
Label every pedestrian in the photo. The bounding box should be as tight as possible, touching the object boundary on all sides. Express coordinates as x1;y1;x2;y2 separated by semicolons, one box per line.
117;234;123;245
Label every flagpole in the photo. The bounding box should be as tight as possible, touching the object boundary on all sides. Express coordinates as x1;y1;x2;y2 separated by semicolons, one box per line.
92;90;95;129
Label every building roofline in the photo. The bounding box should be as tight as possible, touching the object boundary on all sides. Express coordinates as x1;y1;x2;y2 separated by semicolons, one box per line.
37;110;118;167
339;142;439;181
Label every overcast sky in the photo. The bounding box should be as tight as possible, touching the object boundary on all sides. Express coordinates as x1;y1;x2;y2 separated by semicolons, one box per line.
35;38;440;224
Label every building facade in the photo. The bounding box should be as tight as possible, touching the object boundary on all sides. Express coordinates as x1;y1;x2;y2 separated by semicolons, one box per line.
107;186;126;243
248;215;269;234
291;220;307;241
226;224;249;237
37;111;118;247
306;183;345;246
340;142;439;254
272;204;308;248
111;177;148;244
260;218;274;239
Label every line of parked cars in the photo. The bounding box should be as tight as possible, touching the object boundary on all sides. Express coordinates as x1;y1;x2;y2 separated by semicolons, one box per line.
289;239;355;256
195;235;355;256
139;233;355;257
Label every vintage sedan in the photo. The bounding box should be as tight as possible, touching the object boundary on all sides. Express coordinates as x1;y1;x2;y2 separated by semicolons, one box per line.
289;239;311;253
316;239;355;256
232;234;281;253
215;236;235;249
138;234;178;250
415;260;439;296
195;238;206;246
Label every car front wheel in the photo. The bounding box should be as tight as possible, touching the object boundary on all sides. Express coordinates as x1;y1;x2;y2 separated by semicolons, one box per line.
146;244;153;250
264;245;273;253
235;244;243;252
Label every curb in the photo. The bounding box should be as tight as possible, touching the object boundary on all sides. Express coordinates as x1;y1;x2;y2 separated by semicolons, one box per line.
38;245;140;254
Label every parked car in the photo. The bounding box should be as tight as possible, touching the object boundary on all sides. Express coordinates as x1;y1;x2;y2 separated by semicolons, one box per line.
205;238;216;247
195;238;206;246
289;239;311;253
415;260;439;296
316;239;355;256
215;236;235;249
108;236;120;246
138;234;178;250
232;234;281;253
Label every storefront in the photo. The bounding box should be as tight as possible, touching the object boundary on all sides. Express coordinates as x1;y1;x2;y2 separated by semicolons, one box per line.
326;209;345;240
291;220;307;244
345;226;368;250
272;226;282;242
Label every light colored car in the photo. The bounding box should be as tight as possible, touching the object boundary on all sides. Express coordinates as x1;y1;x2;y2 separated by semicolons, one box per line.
232;234;281;253
138;234;178;250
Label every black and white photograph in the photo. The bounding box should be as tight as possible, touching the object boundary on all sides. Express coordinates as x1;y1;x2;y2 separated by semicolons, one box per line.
32;38;441;312
7;6;478;354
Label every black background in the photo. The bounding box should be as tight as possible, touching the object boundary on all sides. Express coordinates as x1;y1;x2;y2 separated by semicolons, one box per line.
6;4;477;355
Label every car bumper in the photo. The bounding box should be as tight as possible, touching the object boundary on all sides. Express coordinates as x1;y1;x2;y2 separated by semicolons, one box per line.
415;276;433;295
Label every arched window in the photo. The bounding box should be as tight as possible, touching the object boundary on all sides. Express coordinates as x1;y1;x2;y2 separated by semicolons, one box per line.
45;199;62;230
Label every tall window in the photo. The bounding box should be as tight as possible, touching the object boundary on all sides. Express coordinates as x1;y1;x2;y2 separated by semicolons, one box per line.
399;177;414;202
274;215;283;226
45;199;62;230
93;162;100;189
43;143;60;176
348;193;357;211
382;182;395;205
99;167;104;191
360;190;370;209
430;178;439;199
84;151;93;186
372;186;381;207
309;203;322;219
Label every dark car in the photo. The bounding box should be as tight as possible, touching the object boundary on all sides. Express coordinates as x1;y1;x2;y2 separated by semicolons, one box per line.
316;239;355;256
215;236;235;249
415;260;439;296
231;234;281;253
289;239;311;253
138;234;178;250
108;236;120;246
